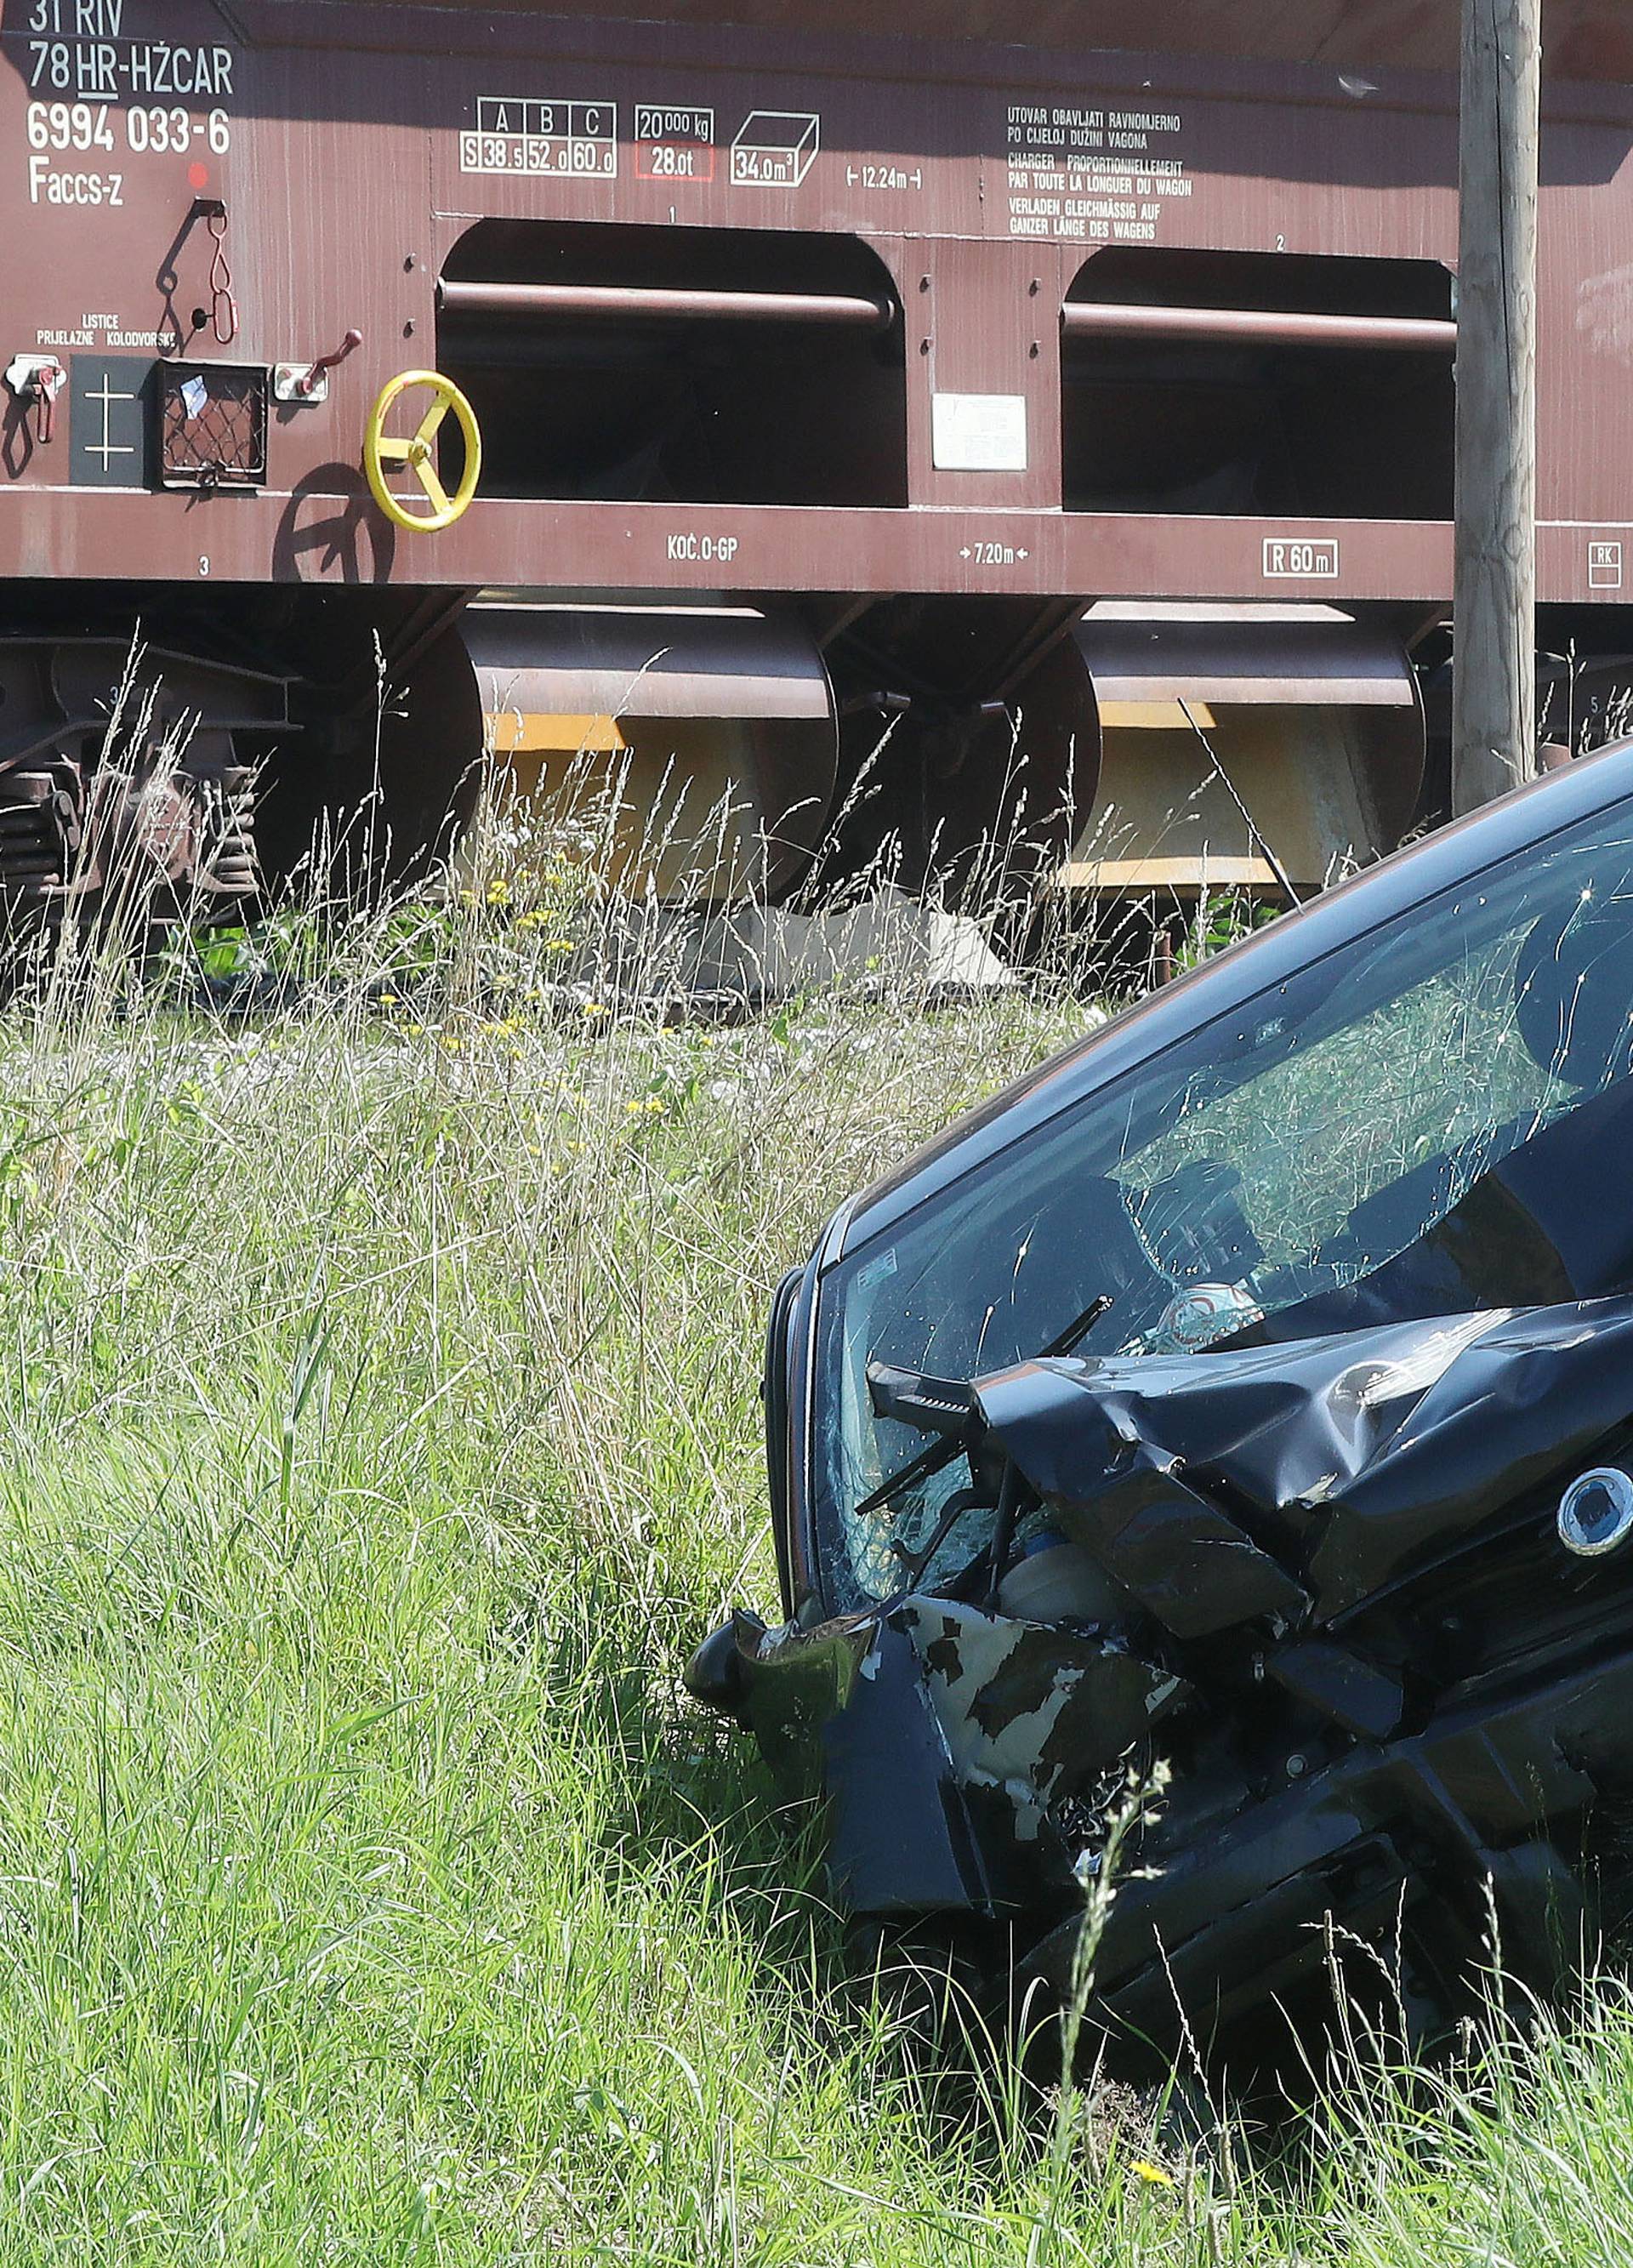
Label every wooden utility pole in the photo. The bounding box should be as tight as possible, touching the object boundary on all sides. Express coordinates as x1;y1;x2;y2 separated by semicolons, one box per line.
1451;0;1543;813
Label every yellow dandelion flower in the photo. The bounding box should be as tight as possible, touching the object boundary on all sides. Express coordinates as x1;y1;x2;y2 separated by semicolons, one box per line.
1129;2161;1175;2189
582;1001;607;1019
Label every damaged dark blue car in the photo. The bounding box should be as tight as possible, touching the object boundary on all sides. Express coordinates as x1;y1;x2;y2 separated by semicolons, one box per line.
689;742;1633;2066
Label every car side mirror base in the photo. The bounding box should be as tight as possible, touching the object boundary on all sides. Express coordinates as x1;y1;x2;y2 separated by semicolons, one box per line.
684;1611;767;1726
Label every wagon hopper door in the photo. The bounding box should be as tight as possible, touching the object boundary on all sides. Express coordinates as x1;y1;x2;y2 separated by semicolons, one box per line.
1067;603;1425;898
460;602;839;903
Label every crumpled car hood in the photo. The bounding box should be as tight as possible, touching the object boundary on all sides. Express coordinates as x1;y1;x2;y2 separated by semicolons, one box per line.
703;1290;1633;2063
975;1296;1633;1627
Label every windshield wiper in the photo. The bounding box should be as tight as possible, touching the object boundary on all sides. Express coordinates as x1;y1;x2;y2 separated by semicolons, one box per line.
890;1485;990;1587
849;1424;969;1528
854;1291;1116;1533
1042;1290;1115;1359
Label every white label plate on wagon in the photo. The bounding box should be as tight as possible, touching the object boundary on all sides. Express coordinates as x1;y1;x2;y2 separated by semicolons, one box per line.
931;392;1028;472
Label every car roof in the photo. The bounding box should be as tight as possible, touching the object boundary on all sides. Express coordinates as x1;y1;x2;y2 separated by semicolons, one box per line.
835;741;1633;1262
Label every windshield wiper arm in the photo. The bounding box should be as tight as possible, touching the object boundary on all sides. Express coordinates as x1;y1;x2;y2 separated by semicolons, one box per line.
890;1484;989;1588
1041;1291;1114;1359
853;1293;1115;1530
848;1428;968;1528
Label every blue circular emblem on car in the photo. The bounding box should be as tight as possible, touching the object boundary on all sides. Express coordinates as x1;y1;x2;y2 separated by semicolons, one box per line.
1558;1467;1633;1558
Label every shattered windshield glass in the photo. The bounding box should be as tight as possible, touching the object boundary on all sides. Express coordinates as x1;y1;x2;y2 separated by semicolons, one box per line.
816;803;1633;1604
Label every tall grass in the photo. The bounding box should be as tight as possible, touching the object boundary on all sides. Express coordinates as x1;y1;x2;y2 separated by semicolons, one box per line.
0;863;1624;2262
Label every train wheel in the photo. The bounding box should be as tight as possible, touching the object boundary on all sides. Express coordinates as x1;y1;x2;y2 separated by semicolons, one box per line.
259;613;485;905
825;619;1096;915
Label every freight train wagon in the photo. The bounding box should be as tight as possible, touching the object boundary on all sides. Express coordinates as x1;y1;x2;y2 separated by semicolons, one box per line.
1;0;1630;918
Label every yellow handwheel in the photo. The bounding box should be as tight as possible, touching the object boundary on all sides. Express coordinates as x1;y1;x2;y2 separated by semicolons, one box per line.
363;369;481;532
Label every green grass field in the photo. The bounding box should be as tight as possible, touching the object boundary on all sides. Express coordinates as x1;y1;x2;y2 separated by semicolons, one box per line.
0;916;1628;2263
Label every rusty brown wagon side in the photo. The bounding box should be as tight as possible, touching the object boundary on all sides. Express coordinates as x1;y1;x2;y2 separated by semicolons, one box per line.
1;0;1630;913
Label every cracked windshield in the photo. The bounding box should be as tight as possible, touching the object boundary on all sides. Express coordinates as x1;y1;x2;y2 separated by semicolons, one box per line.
819;805;1633;1603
